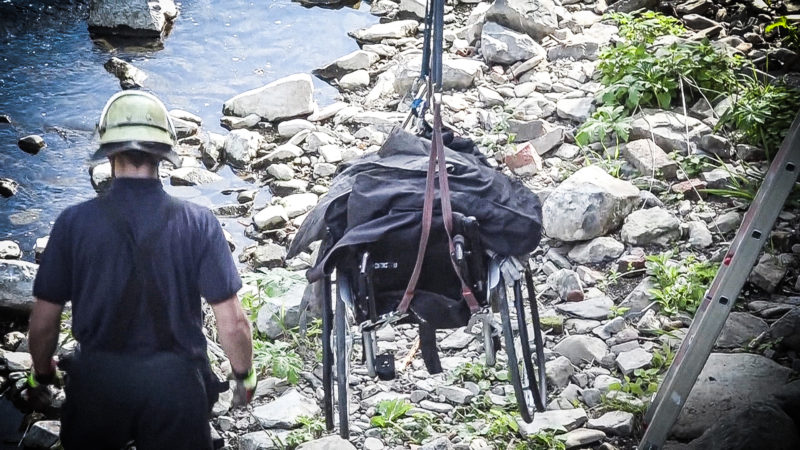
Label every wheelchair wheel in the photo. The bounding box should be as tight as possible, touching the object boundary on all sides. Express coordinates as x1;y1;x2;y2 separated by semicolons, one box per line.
496;271;547;423
321;274;351;438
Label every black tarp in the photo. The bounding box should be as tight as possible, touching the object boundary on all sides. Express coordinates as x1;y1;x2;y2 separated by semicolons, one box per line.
288;127;543;281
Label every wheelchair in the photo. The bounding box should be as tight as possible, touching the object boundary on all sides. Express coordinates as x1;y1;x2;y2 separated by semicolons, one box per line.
318;212;548;438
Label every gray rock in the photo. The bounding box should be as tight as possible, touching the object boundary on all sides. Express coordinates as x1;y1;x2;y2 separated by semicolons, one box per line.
420;437;452;450
687;221;713;248
253;205;288;231
252;388;321;428
548;41;600;61
481;22;545;65
587;410;634;436
553;335;608;365
363;437;384;450
556;293;614;320
0;241;21;259
348;20;419;43
568;237;625;264
629;109;712;153
201;132;225;168
673;353;793;440
700;133;732;158
716;312;768;349
21;420;60;449
251;243;287;269
615;348;652;375
239;430;292;450
713;211;741;234
221;114;260;130
18;135;46;154
556;97;594;122
88;0;178;37
530;126;565;155
686;401;800;450
547;269;584;302
224;129;261;168
392;52;483;93
517;408;587;436
701;168;732;189
267;164;295;181
542;166;640;242
437;385;474;404
264;144;304;163
277;119;315;139
2;351;32;371
593;374;622;392
223;74;315;122
314;162;337;178
478;87;504;107
621;139;678;179
749;253;787;293
768;309;800;352
562;428;605;448
508;119;546;142
104;57;147;88
620;207;681;246
610;341;639;355
545;355;574;389
314;50;380;80
297;435;357;450
338;70;370;91
440;328;475;350
0;178;19;197
281;193;318;218
485;0;559;41
169;167;223;186
0;260;37;313
420;400;453;413
307;102;349;122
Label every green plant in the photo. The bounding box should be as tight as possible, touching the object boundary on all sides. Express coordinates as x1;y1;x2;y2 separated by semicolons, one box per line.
240;268;306;321
646;252;718;316
284;415;325;449
523;431;568;450
701;162;763;203
607;11;687;44
717;75;800;158
766;16;800;51
371;399;435;444
608;305;631;319
575;105;632;148
671;153;716;178
597;41;741;114
253;339;303;384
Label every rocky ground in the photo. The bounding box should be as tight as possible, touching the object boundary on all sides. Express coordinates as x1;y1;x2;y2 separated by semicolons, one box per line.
3;0;800;449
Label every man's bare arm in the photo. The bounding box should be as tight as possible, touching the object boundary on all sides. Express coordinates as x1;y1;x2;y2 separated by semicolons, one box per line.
28;299;64;376
211;295;253;376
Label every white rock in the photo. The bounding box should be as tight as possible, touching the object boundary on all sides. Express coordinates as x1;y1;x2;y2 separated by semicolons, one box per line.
587;411;634;436
2;350;32;371
252;388;320;428
223;129;261;168
281;193;318;218
568;237;624;264
480;22;545;65
0;241;21;259
486;0;559;40
223;73;316;122
315;50;380;80
278;119;316;139
0;260;37;313
620;207;681;246
557;97;594;122
314;162;338;178
338;70;370;91
517;408;587;436
615;348;652;375
253;205;289;230
348;20;419;43
297;435;356;450
169;167;223;186
319;145;343;164
267;164;295;181
393;51;483;93
307;102;349;122
398;0;426;19
553;335;608;365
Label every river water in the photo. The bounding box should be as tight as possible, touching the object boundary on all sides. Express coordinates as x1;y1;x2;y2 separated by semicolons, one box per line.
0;0;377;262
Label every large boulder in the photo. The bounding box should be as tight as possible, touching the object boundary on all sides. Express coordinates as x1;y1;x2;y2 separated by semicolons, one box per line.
223;74;316;122
687;402;800;450
88;0;178;37
620;207;681;246
392;51;484;93
542;166;640;241
480;22;545;65
0;260;37;313
674;353;794;440
485;0;559;41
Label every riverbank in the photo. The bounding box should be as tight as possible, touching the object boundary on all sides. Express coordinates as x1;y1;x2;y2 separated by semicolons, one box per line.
3;0;800;449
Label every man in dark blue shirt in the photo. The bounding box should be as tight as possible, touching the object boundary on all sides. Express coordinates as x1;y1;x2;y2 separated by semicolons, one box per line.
25;91;255;450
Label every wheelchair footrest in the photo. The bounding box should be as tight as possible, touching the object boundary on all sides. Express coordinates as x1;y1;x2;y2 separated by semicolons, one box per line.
375;354;396;381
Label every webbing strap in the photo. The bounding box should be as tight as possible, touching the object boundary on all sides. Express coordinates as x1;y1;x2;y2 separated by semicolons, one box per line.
397;0;479;314
100;196;179;353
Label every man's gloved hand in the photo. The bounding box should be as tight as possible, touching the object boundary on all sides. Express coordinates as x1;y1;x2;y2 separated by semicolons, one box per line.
232;368;257;407
22;364;56;412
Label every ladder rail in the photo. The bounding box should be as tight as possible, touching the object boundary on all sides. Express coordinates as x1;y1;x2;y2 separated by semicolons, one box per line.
640;111;800;449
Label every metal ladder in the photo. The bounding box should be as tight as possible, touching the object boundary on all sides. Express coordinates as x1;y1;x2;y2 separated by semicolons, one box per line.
639;112;800;449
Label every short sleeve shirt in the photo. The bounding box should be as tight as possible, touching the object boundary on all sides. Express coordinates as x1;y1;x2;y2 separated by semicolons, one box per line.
33;177;242;359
